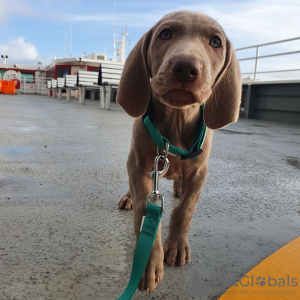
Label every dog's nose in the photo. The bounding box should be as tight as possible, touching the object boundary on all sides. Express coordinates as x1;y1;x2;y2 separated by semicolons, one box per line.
172;58;201;82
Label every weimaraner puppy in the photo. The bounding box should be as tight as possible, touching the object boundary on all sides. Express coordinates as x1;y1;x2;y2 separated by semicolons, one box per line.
117;10;241;294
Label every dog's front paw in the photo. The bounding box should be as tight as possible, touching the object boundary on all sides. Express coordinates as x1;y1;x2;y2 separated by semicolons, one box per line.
163;236;191;266
118;191;132;210
139;242;164;294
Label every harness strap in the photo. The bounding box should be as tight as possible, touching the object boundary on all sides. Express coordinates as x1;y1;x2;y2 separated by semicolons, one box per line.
117;203;162;300
143;104;207;160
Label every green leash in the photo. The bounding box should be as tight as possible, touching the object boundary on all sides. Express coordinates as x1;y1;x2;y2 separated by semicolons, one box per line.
117;203;163;299
117;154;169;300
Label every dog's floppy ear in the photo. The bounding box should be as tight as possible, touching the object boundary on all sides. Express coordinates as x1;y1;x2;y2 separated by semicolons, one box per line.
204;39;242;129
116;31;152;117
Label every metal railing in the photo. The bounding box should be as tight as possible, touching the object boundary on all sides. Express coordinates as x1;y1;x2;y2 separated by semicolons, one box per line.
236;37;300;82
19;76;52;95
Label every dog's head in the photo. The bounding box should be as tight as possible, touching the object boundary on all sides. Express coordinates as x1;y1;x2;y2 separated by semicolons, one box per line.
117;11;242;129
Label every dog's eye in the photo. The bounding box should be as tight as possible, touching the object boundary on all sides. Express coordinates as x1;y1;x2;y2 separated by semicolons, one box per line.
159;29;172;40
209;36;221;48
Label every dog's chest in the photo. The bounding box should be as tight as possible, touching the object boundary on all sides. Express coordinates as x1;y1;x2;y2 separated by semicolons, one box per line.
163;156;187;181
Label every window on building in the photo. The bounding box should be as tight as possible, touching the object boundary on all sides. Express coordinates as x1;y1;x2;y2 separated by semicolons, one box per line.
57;68;69;78
21;72;34;83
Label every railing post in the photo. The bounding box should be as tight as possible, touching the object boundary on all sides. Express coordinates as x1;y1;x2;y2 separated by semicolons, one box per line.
23;77;26;94
254;46;260;81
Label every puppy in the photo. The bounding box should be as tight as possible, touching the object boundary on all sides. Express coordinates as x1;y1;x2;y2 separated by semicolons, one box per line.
117;10;241;294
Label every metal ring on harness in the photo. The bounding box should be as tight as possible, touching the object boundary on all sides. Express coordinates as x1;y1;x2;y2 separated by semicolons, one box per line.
157;142;169;159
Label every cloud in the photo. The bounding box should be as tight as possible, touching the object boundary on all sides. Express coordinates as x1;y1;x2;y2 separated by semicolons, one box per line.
0;37;39;62
0;0;35;23
59;0;300;49
173;0;300;47
64;11;162;29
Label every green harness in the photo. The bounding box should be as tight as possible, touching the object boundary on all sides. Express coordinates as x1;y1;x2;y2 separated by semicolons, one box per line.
143;104;207;160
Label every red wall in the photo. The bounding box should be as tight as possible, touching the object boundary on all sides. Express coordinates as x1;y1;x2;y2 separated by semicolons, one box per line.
87;66;99;72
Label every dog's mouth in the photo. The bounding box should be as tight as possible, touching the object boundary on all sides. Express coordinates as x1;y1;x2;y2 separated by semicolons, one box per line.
159;90;197;108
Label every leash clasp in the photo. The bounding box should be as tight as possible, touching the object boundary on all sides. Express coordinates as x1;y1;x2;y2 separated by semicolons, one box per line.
147;143;170;212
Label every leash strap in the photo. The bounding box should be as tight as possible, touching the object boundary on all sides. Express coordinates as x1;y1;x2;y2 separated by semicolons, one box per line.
143;104;207;160
117;203;163;300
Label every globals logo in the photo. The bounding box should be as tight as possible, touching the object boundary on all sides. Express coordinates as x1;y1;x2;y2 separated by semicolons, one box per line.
234;275;298;287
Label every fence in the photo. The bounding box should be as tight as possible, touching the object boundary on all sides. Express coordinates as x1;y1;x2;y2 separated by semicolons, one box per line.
236;37;300;82
19;75;51;95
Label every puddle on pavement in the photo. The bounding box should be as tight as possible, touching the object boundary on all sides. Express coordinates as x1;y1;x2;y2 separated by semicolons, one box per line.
251;124;268;128
219;129;253;135
13;121;46;133
17;126;46;133
86;125;98;129
287;157;300;171
0;146;35;161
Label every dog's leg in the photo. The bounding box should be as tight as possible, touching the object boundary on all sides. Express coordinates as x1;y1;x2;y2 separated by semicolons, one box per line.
118;190;132;210
173;179;182;198
127;154;165;293
163;165;208;266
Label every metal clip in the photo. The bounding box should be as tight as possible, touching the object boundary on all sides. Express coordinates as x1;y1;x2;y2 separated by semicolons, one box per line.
157;141;169;158
147;193;165;212
147;143;170;212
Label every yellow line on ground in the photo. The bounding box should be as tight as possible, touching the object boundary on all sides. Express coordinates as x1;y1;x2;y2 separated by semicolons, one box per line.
218;236;300;299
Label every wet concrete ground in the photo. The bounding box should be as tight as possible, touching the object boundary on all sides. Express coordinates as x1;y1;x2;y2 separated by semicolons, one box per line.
0;94;299;300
